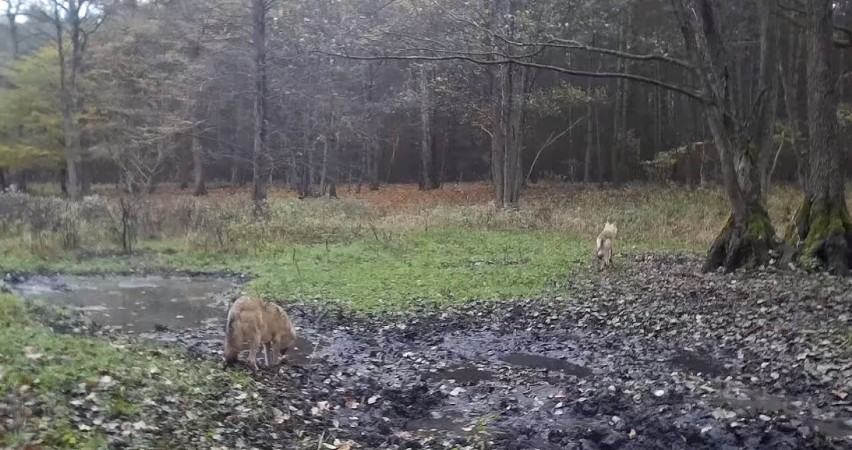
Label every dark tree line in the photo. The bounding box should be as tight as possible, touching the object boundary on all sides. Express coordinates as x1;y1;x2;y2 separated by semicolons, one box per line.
2;0;852;272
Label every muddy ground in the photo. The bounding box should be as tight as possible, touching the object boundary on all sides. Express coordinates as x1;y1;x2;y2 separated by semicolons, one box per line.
9;255;852;449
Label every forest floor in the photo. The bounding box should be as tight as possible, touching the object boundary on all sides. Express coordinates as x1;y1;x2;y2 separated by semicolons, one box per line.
2;183;852;449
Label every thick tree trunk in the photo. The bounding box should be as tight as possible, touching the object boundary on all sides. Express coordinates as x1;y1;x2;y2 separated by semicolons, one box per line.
419;65;438;190
674;0;781;272
191;134;206;196
786;0;852;274
489;61;527;207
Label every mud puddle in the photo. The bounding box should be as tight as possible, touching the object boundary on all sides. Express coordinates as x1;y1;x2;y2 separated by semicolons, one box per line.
671;350;727;376
427;363;494;384
499;352;592;377
9;275;235;332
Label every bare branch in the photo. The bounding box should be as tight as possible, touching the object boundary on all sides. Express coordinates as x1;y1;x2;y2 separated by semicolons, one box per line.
319;51;708;103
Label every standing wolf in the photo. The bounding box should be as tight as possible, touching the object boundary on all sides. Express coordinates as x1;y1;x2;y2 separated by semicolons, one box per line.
596;222;618;270
224;296;297;371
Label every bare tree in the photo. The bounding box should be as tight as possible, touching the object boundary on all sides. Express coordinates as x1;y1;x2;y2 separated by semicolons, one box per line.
2;0;24;191
418;63;438;190
671;0;781;271
39;0;105;200
251;0;273;206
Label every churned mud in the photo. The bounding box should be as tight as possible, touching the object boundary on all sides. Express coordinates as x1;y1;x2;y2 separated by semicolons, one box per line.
8;255;852;449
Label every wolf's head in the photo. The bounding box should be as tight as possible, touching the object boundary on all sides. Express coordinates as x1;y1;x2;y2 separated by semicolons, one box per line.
603;221;617;235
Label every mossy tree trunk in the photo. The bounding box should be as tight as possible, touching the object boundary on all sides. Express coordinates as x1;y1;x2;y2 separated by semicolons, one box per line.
673;0;781;272
785;0;852;274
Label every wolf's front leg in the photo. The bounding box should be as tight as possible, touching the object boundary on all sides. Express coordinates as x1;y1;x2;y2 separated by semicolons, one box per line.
269;341;283;366
247;337;261;371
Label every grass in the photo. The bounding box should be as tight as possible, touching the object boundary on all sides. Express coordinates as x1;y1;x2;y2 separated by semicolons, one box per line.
0;182;821;312
247;229;588;311
0;294;252;449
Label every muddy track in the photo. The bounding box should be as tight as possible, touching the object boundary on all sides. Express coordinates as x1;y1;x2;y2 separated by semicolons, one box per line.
143;255;852;450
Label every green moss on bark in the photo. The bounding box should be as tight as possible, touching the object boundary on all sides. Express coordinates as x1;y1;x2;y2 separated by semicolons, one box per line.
747;212;775;241
786;198;852;274
704;210;778;273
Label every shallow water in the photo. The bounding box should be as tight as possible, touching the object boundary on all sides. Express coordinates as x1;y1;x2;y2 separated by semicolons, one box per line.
500;352;592;377
10;275;235;332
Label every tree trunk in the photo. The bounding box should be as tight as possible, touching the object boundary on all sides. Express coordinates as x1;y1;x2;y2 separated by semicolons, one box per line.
319;136;329;195
326;133;339;198
251;0;271;207
780;25;808;188
611;2;632;186
786;0;852;274
504;64;526;204
191;134;206;196
178;143;190;190
6;5;24;193
367;139;380;191
308;138;315;189
52;2;89;201
15;170;26;192
673;0;781;272
490;64;506;205
61;102;84;200
0;169;6;191
59;167;67;194
419;65;438;190
584;36;595;184
595;104;604;186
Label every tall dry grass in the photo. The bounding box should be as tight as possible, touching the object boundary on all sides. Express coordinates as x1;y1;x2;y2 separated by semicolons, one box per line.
0;182;814;257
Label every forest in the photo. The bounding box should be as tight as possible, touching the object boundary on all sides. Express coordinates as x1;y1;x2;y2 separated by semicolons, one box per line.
2;0;852;449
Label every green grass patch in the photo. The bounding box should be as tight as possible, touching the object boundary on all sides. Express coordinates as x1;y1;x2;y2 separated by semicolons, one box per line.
4;229;595;312
247;229;589;311
0;294;252;449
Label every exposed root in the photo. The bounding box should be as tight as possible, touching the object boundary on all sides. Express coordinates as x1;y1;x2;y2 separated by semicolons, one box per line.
703;212;778;273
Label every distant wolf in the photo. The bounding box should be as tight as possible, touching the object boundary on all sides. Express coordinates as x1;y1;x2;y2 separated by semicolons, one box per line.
223;296;297;371
596;222;618;270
